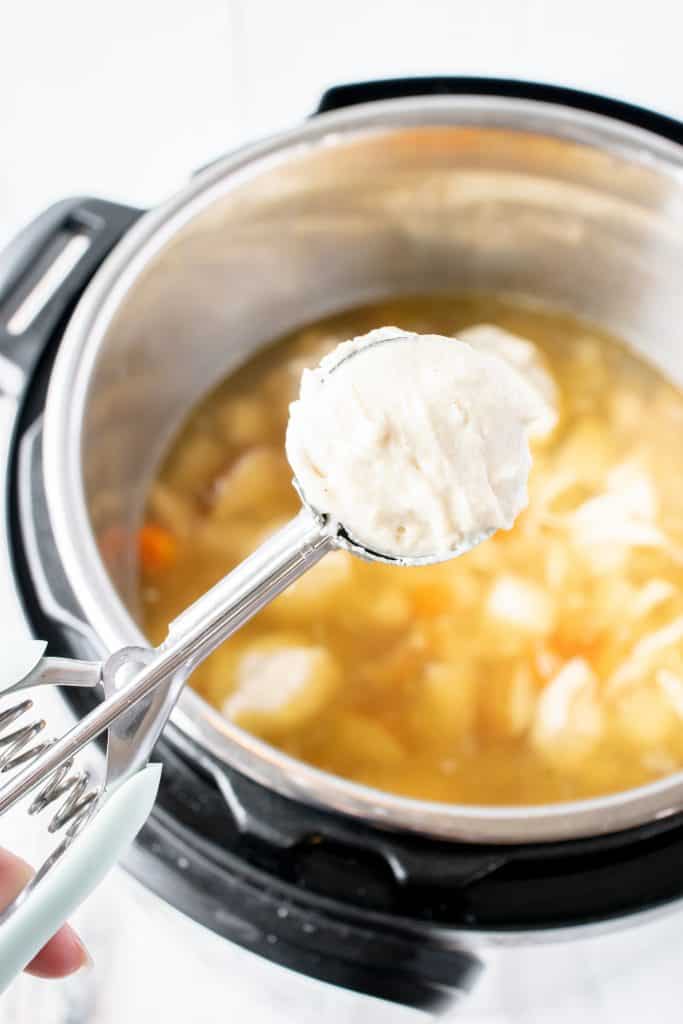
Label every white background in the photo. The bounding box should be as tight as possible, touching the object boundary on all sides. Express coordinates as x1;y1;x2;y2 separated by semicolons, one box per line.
1;0;682;244
2;1;683;1021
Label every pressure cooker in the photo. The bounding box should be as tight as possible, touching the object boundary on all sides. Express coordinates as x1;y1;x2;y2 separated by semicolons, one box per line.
1;78;683;1019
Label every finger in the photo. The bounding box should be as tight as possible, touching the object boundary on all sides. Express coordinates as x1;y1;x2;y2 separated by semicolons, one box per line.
25;923;90;979
0;846;32;903
0;847;91;978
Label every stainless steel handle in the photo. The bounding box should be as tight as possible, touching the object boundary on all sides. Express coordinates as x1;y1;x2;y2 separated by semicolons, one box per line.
105;508;332;786
0;509;332;815
168;508;329;642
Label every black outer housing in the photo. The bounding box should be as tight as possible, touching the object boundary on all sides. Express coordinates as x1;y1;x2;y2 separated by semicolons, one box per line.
4;78;683;1013
0;198;142;379
317;77;683;145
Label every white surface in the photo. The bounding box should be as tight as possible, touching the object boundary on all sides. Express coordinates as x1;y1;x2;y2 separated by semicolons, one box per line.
2;0;683;1020
6;869;683;1023
1;0;682;246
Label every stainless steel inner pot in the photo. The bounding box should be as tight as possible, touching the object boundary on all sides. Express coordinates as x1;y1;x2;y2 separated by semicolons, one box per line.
42;95;683;844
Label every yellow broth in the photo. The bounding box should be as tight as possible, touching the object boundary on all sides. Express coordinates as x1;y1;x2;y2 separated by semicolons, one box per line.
139;296;683;805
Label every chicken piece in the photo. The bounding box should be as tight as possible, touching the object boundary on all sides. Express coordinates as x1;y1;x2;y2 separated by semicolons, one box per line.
551;418;615;494
411;661;477;742
630;580;677;621
216;396;272;447
368;588;413;630
479;663;536;740
570;459;662;550
657;670;683;718
607;617;683;694
592;579;676;679
211;447;294;521
486;575;555;636
269;550;354;622
167;433;226;495
223;638;340;738
557;458;666;575
531;658;604;765
341;576;415;633
543;539;573;590
613;675;682;748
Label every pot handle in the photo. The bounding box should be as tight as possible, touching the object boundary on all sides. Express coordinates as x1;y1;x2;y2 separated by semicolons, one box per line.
0;198;143;382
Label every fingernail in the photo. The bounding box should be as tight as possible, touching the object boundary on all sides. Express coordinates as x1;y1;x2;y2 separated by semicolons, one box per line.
71;932;94;972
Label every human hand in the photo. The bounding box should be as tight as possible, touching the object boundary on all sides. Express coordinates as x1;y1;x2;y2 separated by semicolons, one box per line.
0;847;90;978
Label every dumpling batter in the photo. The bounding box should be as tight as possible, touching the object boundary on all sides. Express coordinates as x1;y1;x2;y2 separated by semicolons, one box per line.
285;327;547;559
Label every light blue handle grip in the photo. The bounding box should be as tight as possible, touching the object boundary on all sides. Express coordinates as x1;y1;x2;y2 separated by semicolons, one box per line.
1;638;47;689
0;763;161;993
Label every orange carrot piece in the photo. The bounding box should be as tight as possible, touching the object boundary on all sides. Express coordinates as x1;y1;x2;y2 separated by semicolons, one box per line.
139;523;177;574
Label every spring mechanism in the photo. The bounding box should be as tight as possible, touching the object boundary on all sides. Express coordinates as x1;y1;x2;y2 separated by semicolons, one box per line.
0;698;99;836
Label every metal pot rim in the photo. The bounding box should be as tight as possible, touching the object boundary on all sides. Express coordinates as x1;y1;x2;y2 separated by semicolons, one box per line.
42;93;683;844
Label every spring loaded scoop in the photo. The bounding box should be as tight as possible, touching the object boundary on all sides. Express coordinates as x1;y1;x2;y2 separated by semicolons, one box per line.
0;330;540;986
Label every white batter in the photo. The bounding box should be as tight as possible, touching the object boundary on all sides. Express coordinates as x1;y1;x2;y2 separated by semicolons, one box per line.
459;323;558;441
285;326;550;559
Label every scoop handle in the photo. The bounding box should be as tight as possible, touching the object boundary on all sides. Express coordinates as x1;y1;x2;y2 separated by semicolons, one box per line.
168;508;329;640
0;764;161;993
0;510;331;819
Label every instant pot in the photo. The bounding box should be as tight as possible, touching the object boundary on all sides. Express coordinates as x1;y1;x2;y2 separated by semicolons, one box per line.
2;78;683;1018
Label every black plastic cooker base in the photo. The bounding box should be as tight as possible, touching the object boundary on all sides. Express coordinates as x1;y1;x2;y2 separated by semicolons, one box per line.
317;77;683;146
4;76;683;1014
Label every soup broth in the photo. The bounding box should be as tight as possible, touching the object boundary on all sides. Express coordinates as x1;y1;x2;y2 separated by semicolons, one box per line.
139;296;683;805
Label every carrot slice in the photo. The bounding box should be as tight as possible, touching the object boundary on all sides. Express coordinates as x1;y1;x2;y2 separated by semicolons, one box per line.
139;523;177;574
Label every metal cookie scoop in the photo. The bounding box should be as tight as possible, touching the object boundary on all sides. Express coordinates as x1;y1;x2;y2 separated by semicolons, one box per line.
289;330;500;567
0;335;498;986
0;489;491;821
2;333;500;810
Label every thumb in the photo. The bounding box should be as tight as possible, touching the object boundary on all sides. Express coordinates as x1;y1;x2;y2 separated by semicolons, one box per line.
0;847;91;979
